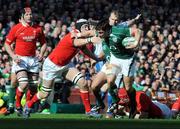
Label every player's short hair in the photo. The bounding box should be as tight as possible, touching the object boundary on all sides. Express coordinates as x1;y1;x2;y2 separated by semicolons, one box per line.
75;19;88;32
96;19;112;43
96;19;110;31
20;7;32;16
109;9;119;18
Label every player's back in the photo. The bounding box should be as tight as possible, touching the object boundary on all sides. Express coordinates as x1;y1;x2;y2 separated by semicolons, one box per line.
48;32;78;66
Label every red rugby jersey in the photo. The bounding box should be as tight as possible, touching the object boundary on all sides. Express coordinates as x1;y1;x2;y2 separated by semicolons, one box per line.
48;32;79;66
136;91;163;118
5;23;46;56
171;97;180;111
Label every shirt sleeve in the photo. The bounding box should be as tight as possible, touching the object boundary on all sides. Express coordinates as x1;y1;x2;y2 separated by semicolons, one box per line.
5;26;16;45
117;22;128;28
38;27;46;45
123;26;131;37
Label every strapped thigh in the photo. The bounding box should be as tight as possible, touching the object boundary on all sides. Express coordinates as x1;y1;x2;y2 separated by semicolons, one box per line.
41;85;52;93
16;70;28;84
28;72;39;86
72;72;84;85
17;76;28;84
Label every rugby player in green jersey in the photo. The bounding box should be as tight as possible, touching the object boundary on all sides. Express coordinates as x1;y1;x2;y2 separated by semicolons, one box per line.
90;10;141;118
95;18;142;118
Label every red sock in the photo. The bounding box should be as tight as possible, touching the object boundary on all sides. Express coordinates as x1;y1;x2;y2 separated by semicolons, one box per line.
26;89;31;102
16;88;23;108
27;94;39;108
80;91;91;112
26;89;37;102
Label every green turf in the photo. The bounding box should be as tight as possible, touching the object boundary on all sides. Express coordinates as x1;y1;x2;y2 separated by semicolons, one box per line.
0;113;180;129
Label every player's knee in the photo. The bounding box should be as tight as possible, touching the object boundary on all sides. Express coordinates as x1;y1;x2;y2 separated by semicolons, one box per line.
72;72;88;90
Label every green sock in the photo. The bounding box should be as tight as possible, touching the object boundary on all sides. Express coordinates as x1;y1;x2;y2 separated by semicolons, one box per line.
108;85;119;103
8;87;16;108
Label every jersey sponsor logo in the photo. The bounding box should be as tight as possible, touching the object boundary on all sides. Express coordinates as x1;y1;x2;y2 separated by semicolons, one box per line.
22;35;35;42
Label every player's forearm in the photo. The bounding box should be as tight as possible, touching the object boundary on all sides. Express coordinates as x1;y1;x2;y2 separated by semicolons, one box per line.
74;37;101;47
4;43;15;58
126;19;136;27
134;29;142;47
127;14;141;26
39;43;47;56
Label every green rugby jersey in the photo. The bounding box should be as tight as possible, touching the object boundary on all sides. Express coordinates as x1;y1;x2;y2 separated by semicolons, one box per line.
105;26;135;59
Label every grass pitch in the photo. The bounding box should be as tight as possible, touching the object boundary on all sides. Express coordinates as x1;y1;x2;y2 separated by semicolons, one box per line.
0;113;180;129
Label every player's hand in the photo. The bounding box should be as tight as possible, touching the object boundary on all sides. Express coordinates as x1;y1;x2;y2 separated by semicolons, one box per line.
135;14;141;21
125;41;138;49
13;55;21;64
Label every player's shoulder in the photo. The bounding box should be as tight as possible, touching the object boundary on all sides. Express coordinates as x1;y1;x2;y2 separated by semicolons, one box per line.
32;24;43;29
112;25;128;33
60;32;71;41
11;23;22;29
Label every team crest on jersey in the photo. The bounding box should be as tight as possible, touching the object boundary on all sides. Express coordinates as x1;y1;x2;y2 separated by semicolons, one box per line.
110;34;118;42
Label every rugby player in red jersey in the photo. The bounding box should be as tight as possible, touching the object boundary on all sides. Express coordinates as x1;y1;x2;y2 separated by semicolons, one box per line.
116;88;172;119
171;96;180;118
4;7;47;116
23;19;102;118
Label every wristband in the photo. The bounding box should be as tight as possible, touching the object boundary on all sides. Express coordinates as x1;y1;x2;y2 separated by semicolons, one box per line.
87;37;92;43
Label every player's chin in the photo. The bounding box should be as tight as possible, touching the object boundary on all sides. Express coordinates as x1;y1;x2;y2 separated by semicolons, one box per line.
27;20;32;23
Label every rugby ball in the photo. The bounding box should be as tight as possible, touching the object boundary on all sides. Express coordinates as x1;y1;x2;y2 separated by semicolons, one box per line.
122;37;137;47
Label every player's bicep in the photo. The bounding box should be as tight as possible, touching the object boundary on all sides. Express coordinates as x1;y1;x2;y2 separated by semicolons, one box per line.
5;28;16;45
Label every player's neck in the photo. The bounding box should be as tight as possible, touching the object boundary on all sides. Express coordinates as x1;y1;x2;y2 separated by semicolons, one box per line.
21;21;33;27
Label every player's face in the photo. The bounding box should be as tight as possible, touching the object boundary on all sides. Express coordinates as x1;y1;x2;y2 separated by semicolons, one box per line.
109;13;118;26
23;12;33;24
81;24;89;32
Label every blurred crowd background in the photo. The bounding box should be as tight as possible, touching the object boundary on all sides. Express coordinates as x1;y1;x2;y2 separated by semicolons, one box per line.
0;0;179;109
